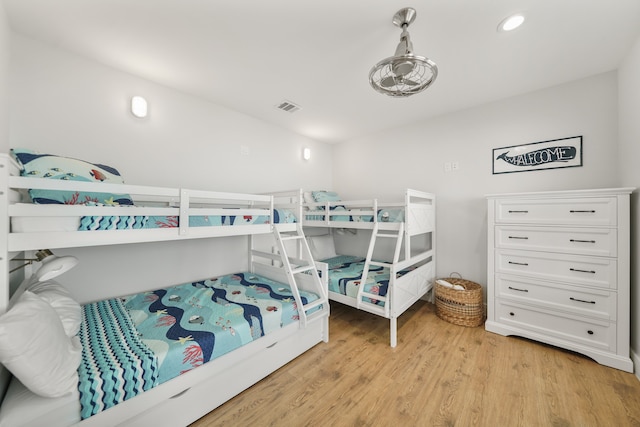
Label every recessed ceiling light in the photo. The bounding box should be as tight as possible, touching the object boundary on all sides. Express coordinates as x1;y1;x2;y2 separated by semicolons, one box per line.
498;14;525;32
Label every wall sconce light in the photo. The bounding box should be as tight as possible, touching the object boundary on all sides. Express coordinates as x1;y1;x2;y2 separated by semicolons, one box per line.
131;96;148;118
10;249;79;281
303;147;311;161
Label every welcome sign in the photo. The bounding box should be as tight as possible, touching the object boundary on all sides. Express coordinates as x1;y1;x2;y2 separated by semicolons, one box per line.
492;136;582;174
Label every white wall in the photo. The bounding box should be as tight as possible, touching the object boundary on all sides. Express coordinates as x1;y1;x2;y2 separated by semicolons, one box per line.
618;34;640;374
8;35;333;303
333;72;620;288
10;35;330;193
0;3;9;153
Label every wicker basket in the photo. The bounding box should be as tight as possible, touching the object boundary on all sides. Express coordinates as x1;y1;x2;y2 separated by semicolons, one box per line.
434;275;484;327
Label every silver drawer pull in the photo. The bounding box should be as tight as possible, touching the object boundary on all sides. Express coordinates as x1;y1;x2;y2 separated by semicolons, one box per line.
570;297;596;304
508;236;529;240
570;268;596;274
508;210;528;213
570;239;596;243
570;210;596;213
508;286;529;293
508;261;529;266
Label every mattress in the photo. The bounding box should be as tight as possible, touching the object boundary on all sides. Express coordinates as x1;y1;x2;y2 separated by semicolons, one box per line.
10;205;297;233
0;272;320;426
304;207;404;223
322;254;415;306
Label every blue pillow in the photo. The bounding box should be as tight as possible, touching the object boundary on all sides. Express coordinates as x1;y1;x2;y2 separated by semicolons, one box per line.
10;149;134;205
312;191;341;203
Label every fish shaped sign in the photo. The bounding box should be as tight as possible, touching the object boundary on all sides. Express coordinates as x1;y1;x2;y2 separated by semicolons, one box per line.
493;136;582;174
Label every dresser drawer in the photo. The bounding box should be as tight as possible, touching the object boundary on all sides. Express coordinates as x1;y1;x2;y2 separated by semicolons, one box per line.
495;197;616;226
495;274;615;320
495;250;617;289
495;226;617;256
495;300;615;352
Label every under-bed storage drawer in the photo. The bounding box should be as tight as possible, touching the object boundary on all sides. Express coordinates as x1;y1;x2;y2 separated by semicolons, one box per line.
495;226;616;257
495;197;616;226
121;321;326;426
495;300;615;352
495;274;615;320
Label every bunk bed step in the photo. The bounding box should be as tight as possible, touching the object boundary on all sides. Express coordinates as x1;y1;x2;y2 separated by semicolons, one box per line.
303;299;326;312
290;265;314;275
369;261;390;268
280;234;304;241
361;292;387;301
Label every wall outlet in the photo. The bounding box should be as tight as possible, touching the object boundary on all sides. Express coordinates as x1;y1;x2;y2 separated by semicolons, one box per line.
240;145;250;156
452;161;459;171
444;162;452;172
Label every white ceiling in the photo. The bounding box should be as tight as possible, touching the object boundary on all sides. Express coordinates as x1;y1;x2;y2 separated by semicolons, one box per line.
4;0;640;144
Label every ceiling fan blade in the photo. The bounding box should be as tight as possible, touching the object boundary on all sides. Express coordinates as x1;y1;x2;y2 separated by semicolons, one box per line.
403;79;419;86
380;76;397;87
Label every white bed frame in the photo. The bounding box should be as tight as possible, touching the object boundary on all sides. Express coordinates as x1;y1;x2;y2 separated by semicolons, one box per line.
272;189;436;347
0;153;329;426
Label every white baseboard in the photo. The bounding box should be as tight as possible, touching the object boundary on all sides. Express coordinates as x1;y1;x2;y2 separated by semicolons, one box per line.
632;347;639;381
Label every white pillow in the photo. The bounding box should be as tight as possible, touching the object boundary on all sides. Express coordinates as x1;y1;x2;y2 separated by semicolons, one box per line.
308;235;338;260
28;280;81;337
0;291;82;398
303;191;315;205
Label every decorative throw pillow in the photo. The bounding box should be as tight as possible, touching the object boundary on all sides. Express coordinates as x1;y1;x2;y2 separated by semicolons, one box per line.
0;291;82;398
29;280;82;337
10;148;134;205
308;235;338;260
312;191;341;203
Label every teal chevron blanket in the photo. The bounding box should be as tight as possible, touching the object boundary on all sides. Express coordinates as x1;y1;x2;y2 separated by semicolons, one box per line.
77;299;159;420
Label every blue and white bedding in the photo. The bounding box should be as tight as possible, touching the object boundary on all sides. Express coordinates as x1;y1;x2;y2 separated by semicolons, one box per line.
77;299;158;419
322;254;415;306
77;273;320;419
79;208;296;231
304;208;404;223
303;190;405;223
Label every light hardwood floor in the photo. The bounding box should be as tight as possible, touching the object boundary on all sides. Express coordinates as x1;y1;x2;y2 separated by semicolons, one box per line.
190;300;640;427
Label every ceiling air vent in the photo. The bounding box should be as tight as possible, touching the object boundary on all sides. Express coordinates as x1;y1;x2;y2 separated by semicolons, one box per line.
275;100;301;113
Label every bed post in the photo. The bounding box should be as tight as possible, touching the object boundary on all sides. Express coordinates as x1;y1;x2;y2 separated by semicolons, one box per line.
0;154;9;314
390;317;397;347
0;154;11;402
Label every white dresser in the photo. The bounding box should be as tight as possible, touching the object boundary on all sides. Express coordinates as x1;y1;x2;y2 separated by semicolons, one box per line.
485;188;634;372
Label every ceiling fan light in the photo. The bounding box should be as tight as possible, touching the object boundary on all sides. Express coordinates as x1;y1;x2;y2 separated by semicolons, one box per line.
369;8;438;97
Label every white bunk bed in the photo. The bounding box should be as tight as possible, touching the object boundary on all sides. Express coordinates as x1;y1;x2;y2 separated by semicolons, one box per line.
272;189;436;347
0;152;329;427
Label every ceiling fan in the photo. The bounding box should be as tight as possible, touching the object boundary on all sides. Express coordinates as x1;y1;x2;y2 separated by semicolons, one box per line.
369;7;438;97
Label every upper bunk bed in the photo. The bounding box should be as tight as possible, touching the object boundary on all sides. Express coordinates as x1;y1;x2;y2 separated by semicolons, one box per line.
0;150;328;426
271;188;436;347
1;151;298;257
273;188;435;234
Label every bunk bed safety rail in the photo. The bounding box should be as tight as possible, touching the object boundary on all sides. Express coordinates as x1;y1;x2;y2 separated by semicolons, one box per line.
404;189;436;235
2;154;277;251
268;189;301;231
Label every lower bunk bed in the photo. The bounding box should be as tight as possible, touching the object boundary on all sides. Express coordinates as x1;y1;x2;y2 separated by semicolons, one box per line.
311;236;434;348
0;265;328;427
270;189;436;347
0;150;329;426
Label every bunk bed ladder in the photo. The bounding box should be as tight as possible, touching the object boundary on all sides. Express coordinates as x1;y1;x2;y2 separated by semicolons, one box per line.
273;225;328;328
357;222;405;317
